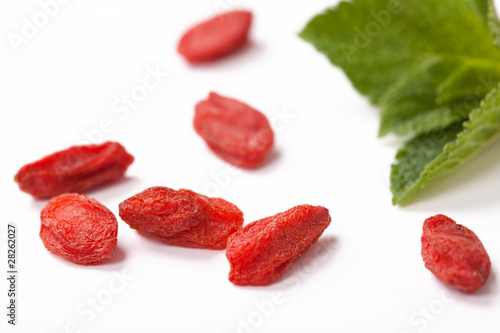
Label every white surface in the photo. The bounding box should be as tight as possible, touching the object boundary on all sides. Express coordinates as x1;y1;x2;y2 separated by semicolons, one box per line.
1;1;499;332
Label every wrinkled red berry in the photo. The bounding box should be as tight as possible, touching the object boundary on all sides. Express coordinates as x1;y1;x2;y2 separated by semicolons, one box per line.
40;193;118;265
421;214;491;292
178;10;252;62
119;187;243;250
15;141;134;199
226;205;331;286
194;92;274;168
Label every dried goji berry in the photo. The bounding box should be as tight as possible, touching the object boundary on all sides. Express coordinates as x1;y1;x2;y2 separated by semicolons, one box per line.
226;205;331;286
194;92;274;168
421;214;491;292
118;186;244;250
178;10;252;62
14;141;134;199
40;193;118;265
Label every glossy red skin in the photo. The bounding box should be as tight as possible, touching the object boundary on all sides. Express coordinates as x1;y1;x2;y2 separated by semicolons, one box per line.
119;187;244;250
40;193;118;265
226;205;331;286
178;10;252;62
194;92;274;168
421;214;491;292
14;141;134;199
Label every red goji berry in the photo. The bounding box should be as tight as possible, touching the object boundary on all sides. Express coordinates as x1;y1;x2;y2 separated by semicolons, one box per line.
178;10;252;62
14;141;134;199
40;193;118;265
118;187;243;250
194;92;274;168
226;205;331;286
421;214;491;292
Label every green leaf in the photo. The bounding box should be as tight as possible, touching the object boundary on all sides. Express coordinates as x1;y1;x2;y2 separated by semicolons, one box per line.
392;83;500;204
300;0;500;204
488;0;500;48
379;60;499;136
378;60;481;136
474;0;500;46
300;0;500;106
436;63;500;105
390;124;464;204
300;0;500;138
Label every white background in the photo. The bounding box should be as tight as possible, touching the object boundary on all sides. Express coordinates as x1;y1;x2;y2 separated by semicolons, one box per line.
1;0;500;332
